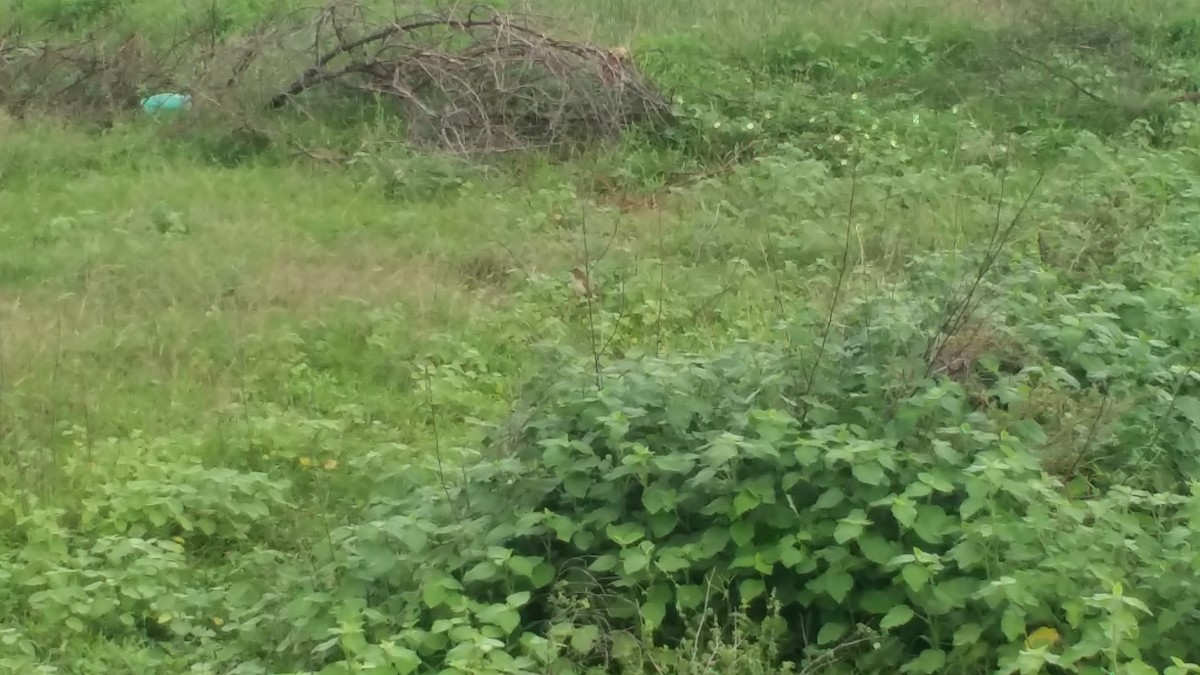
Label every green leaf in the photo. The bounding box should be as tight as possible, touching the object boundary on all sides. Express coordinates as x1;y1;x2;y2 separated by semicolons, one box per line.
696;527;730;558
1000;607;1025;642
817;569;854;603
570;625;600;654
730;520;755;547
780;543;808;568
857;534;894;565
653;454;696;474
739;578;766;603
422;582;446;608
676;585;704;610
904;649;946;674
814;487;846;510
880;604;915;630
623;550;651;575
794;443;820;466
564;473;590;498
917;471;955;493
960;494;987;520
508;556;538;579
641;601;666;630
532;562;556;588
384;644;421;675
643;484;677;514
464;561;499;584
853;461;885;486
399;527;428;553
703;437;739;466
861;588;903;614
477;604;520;635
506;592;531;607
834;520;863;544
913;504;949;544
649;511;679;538
817;622;847;645
546;514;579;542
931;577;975;611
733;490;760;516
1176;396;1200;425
892;499;917;528
606;523;646;547
953;623;982;646
900;564;929;592
590;554;618;572
655;549;689;572
648;581;676;600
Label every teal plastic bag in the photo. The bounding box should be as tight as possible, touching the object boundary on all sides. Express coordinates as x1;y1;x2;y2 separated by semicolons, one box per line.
141;93;192;114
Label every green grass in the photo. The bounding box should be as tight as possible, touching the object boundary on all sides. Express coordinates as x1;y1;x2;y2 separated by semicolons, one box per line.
5;0;1200;672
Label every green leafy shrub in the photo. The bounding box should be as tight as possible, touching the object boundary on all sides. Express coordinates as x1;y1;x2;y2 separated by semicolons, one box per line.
81;462;292;544
496;333;1199;670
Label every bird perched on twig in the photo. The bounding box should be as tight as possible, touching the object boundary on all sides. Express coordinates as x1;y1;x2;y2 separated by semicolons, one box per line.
570;266;596;298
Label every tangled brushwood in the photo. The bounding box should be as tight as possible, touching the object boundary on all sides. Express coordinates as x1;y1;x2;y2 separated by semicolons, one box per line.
267;7;673;152
0;2;673;153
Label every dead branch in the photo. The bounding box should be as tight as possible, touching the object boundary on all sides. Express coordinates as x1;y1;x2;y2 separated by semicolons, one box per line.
0;2;672;155
263;6;671;153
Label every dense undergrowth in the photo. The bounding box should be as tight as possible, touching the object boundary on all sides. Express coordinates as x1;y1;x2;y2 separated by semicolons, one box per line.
4;0;1200;673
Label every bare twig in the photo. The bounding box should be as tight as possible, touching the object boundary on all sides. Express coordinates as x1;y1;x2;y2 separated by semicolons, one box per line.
799;164;858;425
1006;47;1109;104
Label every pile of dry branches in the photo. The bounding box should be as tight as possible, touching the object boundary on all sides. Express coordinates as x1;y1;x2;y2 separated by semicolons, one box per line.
0;2;673;153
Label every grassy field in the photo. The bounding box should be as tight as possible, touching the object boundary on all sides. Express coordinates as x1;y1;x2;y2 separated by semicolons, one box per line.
4;0;1200;673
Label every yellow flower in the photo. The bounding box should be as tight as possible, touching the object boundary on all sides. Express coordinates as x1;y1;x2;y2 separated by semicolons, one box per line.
157;613;172;624
322;459;339;471
299;457;313;467
212;617;225;627
171;536;184;545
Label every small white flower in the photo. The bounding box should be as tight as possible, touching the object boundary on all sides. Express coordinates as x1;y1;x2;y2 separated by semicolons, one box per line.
863;133;871;140
745;122;755;130
851;93;860;101
832;134;843;142
912;113;921;125
841;158;849;166
764;112;773;120
713;121;721;129
951;105;960;114
871;122;879;131
890;138;898;148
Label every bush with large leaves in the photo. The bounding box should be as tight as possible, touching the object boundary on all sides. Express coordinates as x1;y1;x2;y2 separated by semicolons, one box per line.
461;338;1200;674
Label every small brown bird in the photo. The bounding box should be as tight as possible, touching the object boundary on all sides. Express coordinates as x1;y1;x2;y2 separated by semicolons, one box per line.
570;267;594;298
